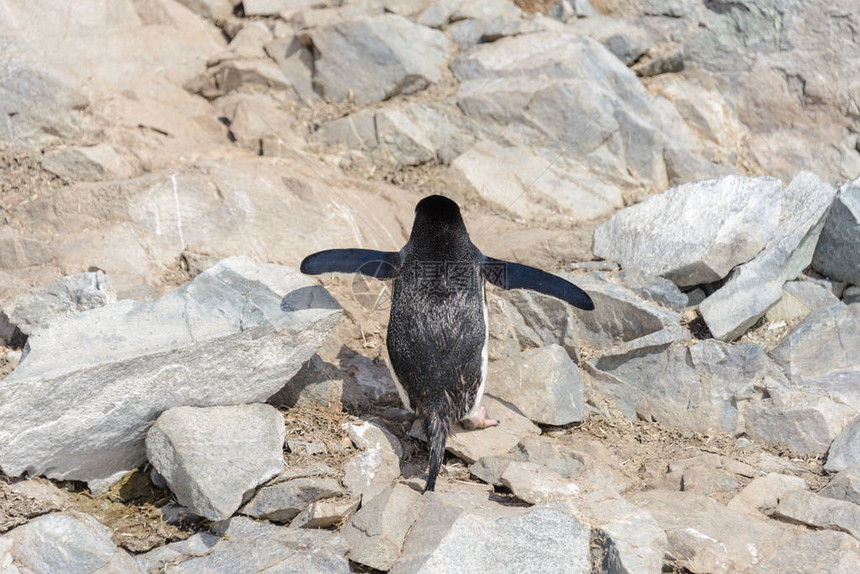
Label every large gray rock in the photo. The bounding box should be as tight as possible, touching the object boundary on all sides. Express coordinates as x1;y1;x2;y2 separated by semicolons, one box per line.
812;172;860;283
311;15;451;104
146;404;286;521
590;340;764;434
161;516;350;573
453;32;667;190
820;464;860;505
772;303;860;410
775;489;860;540
700;172;838;340
391;494;591;573
450;139;624;223
630;490;790;573
241;477;343;523
0;257;340;489
487;344;584;426
0;271;115;348
1;512;142;573
343;483;425;571
751;530;860;574
592;176;782;287
826;415;860;472
174;0;237;20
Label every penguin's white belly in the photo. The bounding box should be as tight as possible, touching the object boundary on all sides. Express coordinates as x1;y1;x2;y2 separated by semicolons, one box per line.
466;285;489;419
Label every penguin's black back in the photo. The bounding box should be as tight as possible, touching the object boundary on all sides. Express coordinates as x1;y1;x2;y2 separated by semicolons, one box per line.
386;196;487;490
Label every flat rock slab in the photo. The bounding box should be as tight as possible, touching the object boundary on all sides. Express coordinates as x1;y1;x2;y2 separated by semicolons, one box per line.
311;14;451;104
813;179;860;284
241;477;343;523
488;344;584;426
343;447;402;502
750;530;860;574
0;257;341;489
446;394;540;464
162;516;350;573
775;489;860;540
826;414;860;472
391;494;591;573
700;171;838;340
630;490;790;573
343;483;425;571
1;511;142;573
593;175;782;287
146;404;286;521
0;271;115;347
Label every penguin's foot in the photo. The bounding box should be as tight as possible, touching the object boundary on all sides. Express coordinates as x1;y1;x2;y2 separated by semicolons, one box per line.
465;406;499;429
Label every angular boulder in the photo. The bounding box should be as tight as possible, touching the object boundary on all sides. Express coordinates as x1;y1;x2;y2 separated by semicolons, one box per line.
146;404;286;521
700;171;838;340
488;344;585;426
813;180;860;284
0;257;341;489
311;15;451;104
592;176;782;287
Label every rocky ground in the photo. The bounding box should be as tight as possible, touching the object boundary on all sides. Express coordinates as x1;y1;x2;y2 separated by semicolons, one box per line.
1;0;860;572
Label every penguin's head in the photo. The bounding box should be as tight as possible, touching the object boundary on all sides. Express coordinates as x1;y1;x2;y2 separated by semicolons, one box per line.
413;195;465;230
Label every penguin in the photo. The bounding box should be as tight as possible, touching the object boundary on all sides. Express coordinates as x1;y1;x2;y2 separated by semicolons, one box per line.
301;195;593;492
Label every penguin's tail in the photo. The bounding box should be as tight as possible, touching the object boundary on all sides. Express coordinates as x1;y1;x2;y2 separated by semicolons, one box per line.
424;411;449;493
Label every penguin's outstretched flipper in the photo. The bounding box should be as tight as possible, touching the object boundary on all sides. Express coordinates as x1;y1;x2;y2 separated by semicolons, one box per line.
300;249;401;279
481;256;594;311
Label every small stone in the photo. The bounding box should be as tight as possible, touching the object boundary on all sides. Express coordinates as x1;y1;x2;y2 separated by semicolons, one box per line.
242;477;343;523
286;440;328;456
342;447;402;502
500;460;580;503
289;496;360;529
